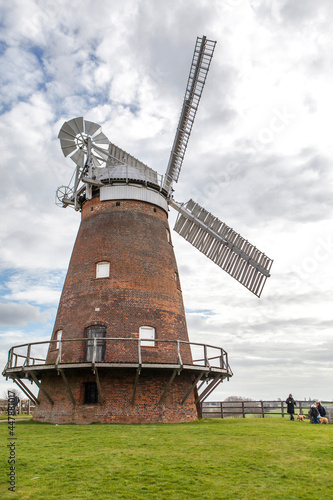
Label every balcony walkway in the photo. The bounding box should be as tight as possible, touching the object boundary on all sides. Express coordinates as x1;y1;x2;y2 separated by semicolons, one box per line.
2;338;233;407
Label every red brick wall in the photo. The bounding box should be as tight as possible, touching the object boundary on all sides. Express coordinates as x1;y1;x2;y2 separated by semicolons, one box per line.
33;369;198;424
47;195;192;365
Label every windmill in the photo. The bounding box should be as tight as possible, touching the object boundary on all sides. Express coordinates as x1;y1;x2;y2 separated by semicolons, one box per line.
3;36;272;424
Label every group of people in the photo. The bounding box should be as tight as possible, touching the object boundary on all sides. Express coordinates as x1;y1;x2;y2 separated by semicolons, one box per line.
285;394;326;423
309;401;326;424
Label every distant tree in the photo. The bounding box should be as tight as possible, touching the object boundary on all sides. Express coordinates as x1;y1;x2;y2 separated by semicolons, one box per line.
224;396;254;402
0;388;22;415
222;396;258;417
2;388;22;401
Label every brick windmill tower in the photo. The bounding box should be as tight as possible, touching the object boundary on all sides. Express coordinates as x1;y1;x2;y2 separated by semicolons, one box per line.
3;37;272;423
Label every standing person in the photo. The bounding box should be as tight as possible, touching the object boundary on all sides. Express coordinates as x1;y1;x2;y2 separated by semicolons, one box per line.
285;394;297;420
13;395;20;416
316;401;326;418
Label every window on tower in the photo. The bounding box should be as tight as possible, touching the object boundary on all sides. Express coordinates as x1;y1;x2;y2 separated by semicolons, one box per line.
56;330;62;349
139;326;156;347
84;382;98;404
85;325;106;362
96;261;110;278
174;271;181;290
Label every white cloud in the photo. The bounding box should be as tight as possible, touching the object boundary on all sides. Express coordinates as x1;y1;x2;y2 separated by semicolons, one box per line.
0;302;50;326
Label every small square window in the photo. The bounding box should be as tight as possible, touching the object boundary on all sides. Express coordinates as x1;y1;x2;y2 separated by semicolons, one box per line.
96;261;110;278
139;326;155;347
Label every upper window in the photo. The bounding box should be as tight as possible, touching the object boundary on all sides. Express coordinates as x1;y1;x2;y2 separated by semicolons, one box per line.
166;228;171;243
85;325;106;362
174;271;181;290
139;326;155;347
56;330;62;349
96;261;110;279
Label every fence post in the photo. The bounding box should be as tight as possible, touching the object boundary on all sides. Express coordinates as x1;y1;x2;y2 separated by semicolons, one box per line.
204;345;208;367
8;349;13;369
281;401;284;418
220;350;224;369
299;401;302;415
26;343;31;366
176;340;183;366
92;337;97;365
27;399;30;415
138;339;142;366
220;402;224;419
261;401;264;418
242;401;245;418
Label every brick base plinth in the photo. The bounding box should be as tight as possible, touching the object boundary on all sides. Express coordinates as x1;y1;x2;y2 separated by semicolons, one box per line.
33;369;198;424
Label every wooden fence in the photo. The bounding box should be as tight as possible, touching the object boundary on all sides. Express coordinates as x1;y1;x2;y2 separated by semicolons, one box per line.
2;398;332;420
202;400;333;420
0;399;36;415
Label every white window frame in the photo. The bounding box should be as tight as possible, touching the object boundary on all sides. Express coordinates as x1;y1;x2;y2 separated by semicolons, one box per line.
56;330;62;349
96;261;110;279
139;326;155;347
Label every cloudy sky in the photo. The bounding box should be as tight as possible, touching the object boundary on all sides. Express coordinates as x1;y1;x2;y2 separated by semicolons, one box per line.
1;0;332;402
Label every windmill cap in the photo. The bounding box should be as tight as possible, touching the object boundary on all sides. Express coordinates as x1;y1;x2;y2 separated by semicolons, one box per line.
98;165;160;186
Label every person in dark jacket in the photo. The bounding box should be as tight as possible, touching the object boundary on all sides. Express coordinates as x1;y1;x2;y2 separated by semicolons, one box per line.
13;396;20;416
310;404;319;424
316;401;326;417
285;394;297;420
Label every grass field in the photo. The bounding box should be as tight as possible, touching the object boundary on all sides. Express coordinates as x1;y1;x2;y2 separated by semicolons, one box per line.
1;418;332;499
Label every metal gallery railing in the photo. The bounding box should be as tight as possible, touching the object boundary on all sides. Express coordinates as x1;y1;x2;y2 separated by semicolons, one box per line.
3;338;232;376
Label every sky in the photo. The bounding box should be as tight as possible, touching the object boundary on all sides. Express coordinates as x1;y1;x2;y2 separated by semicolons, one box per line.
0;0;332;402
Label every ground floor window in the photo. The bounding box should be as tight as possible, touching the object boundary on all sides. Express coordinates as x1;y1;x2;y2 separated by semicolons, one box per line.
84;382;98;404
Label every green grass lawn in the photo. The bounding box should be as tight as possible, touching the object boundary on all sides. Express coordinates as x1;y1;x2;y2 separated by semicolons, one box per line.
1;418;332;499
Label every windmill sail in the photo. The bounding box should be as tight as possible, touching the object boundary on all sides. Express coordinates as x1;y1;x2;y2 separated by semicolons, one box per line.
171;199;273;297
164;36;216;192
